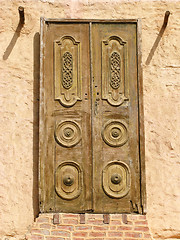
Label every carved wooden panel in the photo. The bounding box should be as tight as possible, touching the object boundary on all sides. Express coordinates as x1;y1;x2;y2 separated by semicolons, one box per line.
54;36;82;107
102;36;128;106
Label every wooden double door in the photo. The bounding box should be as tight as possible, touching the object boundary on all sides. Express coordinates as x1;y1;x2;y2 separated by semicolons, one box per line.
40;19;144;214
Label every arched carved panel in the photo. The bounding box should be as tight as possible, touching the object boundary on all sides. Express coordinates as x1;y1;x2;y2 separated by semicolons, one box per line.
102;161;130;198
55;162;82;200
102;36;128;106
55;120;82;148
54;36;82;107
102;120;128;147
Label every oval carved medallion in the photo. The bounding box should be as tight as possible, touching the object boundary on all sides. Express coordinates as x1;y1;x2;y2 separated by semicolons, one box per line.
55;162;82;200
102;161;130;199
55;121;81;147
102;120;128;147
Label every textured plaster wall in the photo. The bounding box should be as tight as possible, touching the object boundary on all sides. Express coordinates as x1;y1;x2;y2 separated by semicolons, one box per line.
0;0;180;240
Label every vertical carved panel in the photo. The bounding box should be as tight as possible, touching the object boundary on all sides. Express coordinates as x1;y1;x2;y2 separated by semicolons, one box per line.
102;36;128;106
110;52;121;89
62;52;73;89
54;36;82;107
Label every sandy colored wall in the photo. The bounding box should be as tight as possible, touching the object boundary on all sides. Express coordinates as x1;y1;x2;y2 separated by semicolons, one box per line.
0;0;180;239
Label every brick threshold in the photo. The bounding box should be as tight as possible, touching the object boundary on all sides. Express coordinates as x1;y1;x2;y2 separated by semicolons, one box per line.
26;213;153;240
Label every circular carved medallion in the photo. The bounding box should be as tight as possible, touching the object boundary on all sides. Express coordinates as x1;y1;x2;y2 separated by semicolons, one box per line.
102;120;128;147
55;121;81;147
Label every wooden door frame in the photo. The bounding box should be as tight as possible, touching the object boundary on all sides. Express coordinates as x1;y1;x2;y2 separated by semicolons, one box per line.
39;18;146;214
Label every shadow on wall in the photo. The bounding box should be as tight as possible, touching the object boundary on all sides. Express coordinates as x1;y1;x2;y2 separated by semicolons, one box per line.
2;12;40;218
33;32;40;219
145;11;170;65
3;22;23;60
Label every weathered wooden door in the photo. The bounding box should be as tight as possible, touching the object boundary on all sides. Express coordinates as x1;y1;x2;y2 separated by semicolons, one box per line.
40;19;145;214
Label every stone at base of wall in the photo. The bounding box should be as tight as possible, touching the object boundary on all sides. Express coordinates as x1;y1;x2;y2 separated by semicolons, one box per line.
26;213;153;240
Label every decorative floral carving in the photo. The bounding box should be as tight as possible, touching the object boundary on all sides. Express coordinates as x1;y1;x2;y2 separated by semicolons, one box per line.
110;52;121;89
62;52;73;89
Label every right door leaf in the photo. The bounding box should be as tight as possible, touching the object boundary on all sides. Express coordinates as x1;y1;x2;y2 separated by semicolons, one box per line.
92;23;141;213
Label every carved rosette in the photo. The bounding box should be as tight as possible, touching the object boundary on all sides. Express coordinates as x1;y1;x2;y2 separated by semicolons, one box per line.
55;121;81;148
102;161;130;199
102;36;128;106
102;120;128;147
55;162;82;200
54;36;82;107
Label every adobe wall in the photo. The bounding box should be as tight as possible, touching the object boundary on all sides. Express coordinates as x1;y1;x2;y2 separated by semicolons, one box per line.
0;0;179;240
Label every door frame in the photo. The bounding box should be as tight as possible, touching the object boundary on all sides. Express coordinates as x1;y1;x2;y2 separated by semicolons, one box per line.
39;18;146;214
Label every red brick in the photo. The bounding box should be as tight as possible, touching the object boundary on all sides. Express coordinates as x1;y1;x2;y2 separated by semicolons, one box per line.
53;214;60;224
106;238;122;240
73;232;88;237
51;230;70;237
138;215;146;220
63;219;78;225
40;224;51;229
31;229;50;235
88;238;104;240
62;214;78;218
87;214;103;219
111;220;122;225
46;237;65;240
103;214;110;224
125;232;143;238
57;225;73;231
87;219;103;225
31;235;44;240
144;233;152;238
135;220;148;225
111;214;122;219
75;226;92;230
89;232;106;237
124;238;139;240
134;226;149;232
127;215;138;221
36;217;49;223
93;225;109;231
109;226;116;230
108;231;123;237
117;225;132;231
72;238;84;240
